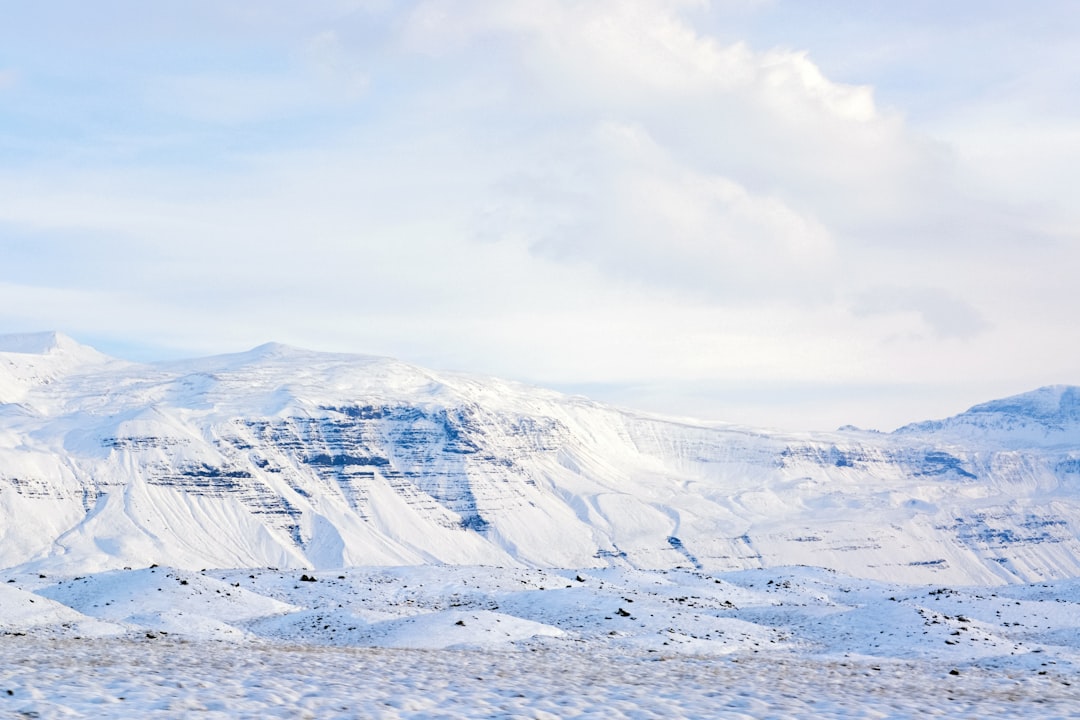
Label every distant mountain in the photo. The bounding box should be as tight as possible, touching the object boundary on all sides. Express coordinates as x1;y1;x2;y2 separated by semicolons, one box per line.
0;331;118;404
896;385;1080;447
1;333;1078;585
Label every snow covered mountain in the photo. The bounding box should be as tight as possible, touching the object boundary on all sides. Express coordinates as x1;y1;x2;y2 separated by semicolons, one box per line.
896;384;1080;447
1;332;1078;585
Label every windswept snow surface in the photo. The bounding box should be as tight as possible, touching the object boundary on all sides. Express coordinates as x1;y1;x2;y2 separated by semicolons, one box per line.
2;334;1080;586
1;565;1079;717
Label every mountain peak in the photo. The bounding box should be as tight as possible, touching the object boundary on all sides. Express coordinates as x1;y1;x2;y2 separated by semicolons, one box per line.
964;385;1080;424
895;384;1080;446
0;332;117;404
0;331;81;355
243;341;309;359
188;341;386;371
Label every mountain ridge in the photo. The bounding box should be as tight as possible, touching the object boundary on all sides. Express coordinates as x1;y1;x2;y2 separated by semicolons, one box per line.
896;385;1080;447
1;332;1079;585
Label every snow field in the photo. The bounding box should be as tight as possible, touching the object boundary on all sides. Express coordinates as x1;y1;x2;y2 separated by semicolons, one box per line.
1;564;1079;717
1;639;1078;719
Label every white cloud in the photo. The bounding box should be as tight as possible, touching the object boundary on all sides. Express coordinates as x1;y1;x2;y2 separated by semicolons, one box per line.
489;121;837;302
852;286;989;341
0;0;1077;430
299;31;370;98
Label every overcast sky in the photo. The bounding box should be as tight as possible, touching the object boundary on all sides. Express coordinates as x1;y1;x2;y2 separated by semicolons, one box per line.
2;1;1078;431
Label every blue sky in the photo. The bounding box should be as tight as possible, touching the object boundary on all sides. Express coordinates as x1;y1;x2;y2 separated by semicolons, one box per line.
2;1;1078;430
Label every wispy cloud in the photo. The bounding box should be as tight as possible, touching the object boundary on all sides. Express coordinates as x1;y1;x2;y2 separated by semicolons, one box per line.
853;286;989;341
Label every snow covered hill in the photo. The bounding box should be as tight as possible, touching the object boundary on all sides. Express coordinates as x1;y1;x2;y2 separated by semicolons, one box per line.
1;333;1079;585
5;564;1080;717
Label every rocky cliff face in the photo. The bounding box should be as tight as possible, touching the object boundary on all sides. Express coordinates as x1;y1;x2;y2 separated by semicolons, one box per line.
1;333;1079;584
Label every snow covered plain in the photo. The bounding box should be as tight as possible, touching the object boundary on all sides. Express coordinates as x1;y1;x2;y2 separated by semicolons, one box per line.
2;564;1080;718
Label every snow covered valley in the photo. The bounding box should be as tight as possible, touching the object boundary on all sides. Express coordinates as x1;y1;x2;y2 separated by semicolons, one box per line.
2;564;1080;718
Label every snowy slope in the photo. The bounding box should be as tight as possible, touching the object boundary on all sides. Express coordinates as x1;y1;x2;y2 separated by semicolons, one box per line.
2;564;1080;717
897;385;1080;447
1;333;1079;585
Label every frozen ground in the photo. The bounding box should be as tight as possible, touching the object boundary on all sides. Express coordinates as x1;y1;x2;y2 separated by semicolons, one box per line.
3;639;1079;719
2;565;1079;718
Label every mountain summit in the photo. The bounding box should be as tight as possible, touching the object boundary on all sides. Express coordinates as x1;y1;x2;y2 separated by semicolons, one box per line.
0;332;118;405
0;331;70;354
896;385;1080;447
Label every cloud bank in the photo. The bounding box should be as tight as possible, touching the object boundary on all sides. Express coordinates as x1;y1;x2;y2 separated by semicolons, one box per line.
0;0;1077;429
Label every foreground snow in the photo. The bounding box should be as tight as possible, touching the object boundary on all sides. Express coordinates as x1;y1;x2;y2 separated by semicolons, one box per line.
2;564;1078;717
3;639;1077;719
